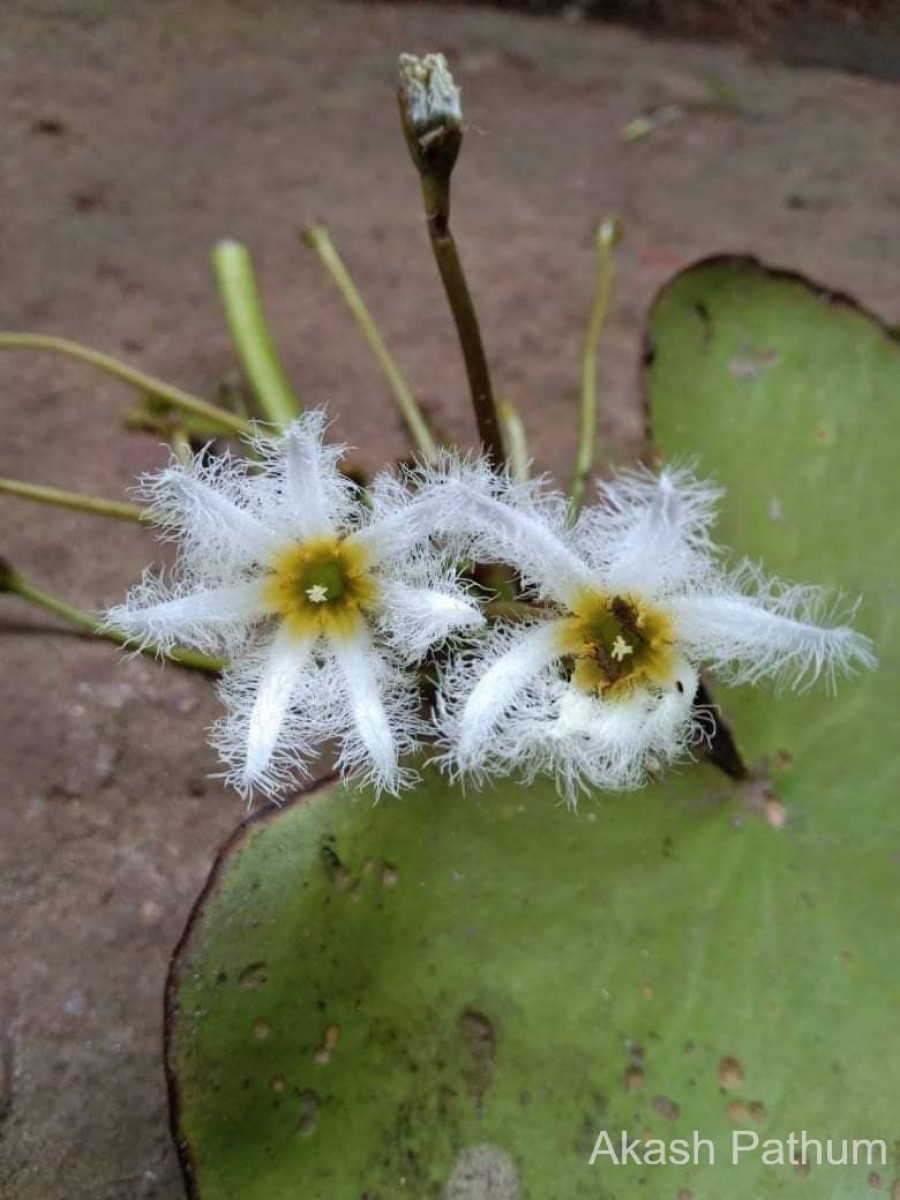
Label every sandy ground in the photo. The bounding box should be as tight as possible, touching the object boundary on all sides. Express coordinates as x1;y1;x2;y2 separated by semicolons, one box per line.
1;3;898;1197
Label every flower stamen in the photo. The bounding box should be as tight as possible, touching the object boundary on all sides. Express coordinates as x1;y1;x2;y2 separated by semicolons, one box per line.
611;634;633;662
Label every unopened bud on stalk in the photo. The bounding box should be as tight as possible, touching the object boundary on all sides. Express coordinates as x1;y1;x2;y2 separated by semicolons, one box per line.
397;53;462;185
396;52;504;465
598;217;623;250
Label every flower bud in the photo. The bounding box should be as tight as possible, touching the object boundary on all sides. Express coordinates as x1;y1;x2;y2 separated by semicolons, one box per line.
397;52;462;181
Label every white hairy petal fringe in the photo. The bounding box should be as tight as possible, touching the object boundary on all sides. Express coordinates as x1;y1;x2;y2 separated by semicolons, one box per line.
330;631;423;796
249;411;360;542
242;627;314;791
439;620;568;770
377;580;485;663
214;627;431;800
349;502;487;663
601;464;721;543
448;656;700;805
212;637;317;799
398;454;594;605
357;467;472;568
139;453;282;581
351;469;416;564
668;566;877;690
575;465;722;597
103;573;269;652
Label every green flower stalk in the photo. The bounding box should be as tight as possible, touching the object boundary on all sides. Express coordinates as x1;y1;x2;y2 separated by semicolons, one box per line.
397;53;506;468
212;241;303;428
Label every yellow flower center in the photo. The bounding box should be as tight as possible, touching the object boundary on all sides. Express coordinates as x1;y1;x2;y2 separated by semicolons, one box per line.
556;589;676;696
263;536;378;639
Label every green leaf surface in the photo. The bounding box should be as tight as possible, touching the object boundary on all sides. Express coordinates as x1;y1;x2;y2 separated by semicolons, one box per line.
167;258;900;1198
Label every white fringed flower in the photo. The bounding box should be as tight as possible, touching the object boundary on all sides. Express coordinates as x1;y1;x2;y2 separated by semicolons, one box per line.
428;461;876;802
104;412;484;797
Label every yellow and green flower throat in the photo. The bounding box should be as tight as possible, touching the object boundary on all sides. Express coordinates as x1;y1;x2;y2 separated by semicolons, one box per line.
264;536;378;639
557;589;676;697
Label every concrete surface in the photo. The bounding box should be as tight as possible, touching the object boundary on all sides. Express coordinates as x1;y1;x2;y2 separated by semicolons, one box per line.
1;2;898;1196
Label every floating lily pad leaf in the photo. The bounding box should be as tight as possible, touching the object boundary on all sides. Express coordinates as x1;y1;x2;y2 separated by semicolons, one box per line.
167;258;900;1199
647;256;896;772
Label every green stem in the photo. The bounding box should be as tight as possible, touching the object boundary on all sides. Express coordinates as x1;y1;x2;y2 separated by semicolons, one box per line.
212;241;303;428
569;219;619;519
2;565;223;673
396;56;504;466
421;179;505;467
122;403;236;439
0;478;148;523
170;427;193;465
302;225;439;464
497;399;530;484
0;333;253;439
482;597;545;622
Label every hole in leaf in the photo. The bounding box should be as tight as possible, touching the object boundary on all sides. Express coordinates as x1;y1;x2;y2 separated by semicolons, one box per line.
716;1055;745;1089
313;1024;340;1065
319;837;351;890
458;1009;496;1104
296;1088;320;1137
624;1065;644;1091
239;961;268;989
652;1095;680;1122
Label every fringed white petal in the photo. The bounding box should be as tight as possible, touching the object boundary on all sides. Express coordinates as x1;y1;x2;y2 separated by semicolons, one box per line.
377;581;485;662
459;487;591;605
243;626;315;791
103;576;269;652
212;633;319;799
250;411;358;541
454;656;701;804
331;629;400;793
442;620;568;770
668;575;877;689
351;470;448;567
144;459;282;577
282;416;341;537
580;466;721;598
385;456;593;605
527;658;700;802
218;629;424;801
